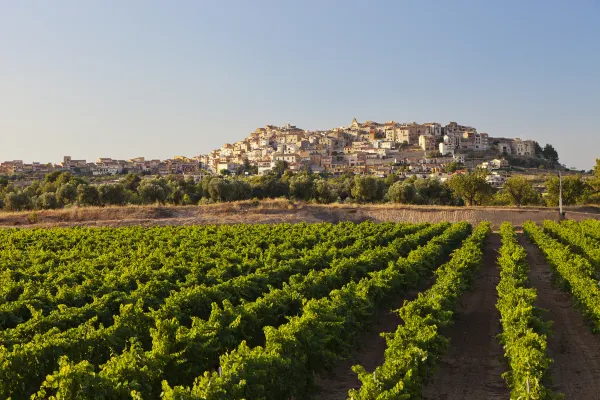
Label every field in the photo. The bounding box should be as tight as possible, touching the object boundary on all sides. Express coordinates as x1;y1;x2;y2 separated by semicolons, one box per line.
2;201;600;228
2;220;600;399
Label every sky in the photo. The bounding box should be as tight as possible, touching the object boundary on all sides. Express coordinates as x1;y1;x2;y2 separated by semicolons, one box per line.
1;1;599;169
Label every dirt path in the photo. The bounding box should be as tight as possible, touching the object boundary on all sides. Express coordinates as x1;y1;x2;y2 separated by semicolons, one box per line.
314;274;438;400
421;233;508;400
313;297;402;399
520;234;600;398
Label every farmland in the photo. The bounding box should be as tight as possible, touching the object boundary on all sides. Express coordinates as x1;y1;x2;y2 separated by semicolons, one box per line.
2;220;600;399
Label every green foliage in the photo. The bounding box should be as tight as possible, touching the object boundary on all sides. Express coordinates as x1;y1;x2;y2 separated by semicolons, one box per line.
351;175;385;202
289;174;315;201
544;175;590;206
388;178;454;205
207;178;252;202
445;160;463;173
138;181;168;204
524;221;600;331
542;144;559;166
77;184;101;206
497;222;557;399
98;183;128;206
447;170;493;206
314;179;338;204
3;191;31;211
501;176;541;207
349;222;490;399
37;192;58;210
0;222;473;399
272;160;289;178
56;183;78;206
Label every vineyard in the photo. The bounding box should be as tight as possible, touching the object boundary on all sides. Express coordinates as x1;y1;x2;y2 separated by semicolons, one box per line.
2;220;600;399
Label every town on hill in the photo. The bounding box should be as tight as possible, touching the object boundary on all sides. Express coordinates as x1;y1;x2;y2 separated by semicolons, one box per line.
0;119;560;187
200;118;556;178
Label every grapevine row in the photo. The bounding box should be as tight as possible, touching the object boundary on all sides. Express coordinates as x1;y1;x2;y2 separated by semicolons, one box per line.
542;220;600;271
0;223;433;399
348;222;490;399
153;222;474;400
523;221;600;331
497;222;555;399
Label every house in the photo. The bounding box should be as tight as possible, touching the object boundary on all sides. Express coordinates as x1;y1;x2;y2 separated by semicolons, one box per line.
486;172;506;188
496;141;513;155
512;139;536;156
418;135;437;152
439;141;455;156
424;122;442;137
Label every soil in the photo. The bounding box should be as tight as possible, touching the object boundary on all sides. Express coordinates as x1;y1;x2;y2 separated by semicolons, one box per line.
1;202;599;229
520;234;600;398
314;277;436;400
421;233;508;400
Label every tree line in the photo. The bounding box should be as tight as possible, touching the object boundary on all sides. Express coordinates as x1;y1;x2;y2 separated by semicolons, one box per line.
1;160;599;212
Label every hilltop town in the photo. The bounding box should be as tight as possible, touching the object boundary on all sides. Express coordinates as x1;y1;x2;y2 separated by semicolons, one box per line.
200;119;540;177
1;119;547;185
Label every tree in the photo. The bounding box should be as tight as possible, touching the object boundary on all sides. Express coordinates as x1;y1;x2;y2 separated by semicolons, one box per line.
248;175;289;199
77;184;101;206
55;172;75;186
44;171;62;183
138;181;168;204
56;183;78;206
122;174;142;191
98;184;127;205
238;159;258;176
414;178;453;205
272;161;289;178
447;171;493;206
330;174;354;201
388;180;417;204
314;179;337;204
351;175;385;202
445;161;463;173
207;178;251;202
534;142;544;157
545;174;589;206
289;174;315;201
542;144;559;166
502;176;540;207
384;173;400;187
37;192;58;210
3;192;30;211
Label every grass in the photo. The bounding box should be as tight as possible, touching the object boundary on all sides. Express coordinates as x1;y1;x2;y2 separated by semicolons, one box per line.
0;200;598;228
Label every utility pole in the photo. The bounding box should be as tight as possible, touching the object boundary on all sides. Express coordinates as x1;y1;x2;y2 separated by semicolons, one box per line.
558;170;565;220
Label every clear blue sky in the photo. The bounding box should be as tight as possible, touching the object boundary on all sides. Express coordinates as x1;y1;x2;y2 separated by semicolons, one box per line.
1;1;599;169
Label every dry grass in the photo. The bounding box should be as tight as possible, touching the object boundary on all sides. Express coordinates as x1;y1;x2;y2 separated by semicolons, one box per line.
0;200;598;229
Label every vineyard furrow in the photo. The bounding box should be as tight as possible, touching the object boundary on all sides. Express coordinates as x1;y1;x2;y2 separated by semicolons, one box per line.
347;222;490;399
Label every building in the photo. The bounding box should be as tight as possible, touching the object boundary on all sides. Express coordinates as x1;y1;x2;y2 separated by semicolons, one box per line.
418;135;437;152
512;139;536;156
486;172;506;188
439;141;455;156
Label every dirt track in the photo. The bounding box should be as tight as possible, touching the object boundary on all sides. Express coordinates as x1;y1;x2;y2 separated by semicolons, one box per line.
314;297;403;399
520;235;600;398
421;233;508;400
1;202;599;229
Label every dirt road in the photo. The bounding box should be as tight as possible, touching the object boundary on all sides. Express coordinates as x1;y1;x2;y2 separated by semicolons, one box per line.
421;233;508;400
520;234;600;398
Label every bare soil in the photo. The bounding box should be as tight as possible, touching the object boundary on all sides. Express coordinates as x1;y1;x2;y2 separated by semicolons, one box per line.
314;296;404;400
314;275;438;400
520;234;600;398
1;201;598;229
421;233;508;400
